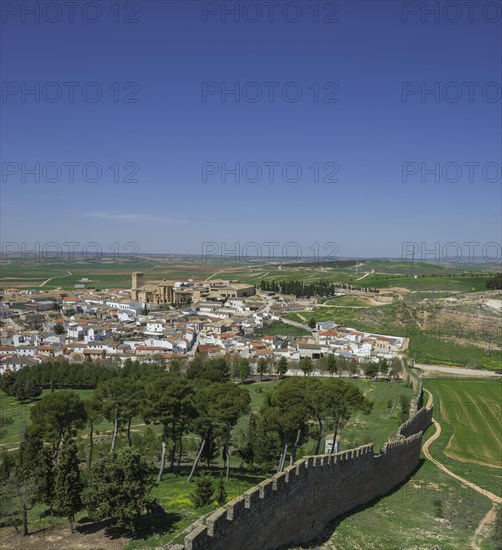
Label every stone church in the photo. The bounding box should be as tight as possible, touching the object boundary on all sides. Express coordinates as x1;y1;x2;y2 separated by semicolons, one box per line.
130;272;177;304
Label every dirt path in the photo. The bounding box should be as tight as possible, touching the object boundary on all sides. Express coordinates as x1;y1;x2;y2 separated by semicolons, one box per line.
422;389;501;549
415;364;499;377
472;504;498;550
40;271;73;287
204;272;221;282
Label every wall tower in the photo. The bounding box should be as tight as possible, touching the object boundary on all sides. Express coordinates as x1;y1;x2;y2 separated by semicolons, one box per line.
132;272;144;290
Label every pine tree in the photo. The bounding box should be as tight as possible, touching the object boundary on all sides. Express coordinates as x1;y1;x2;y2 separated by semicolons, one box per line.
257;358;268;381
251;414;282;471
3;442;38;536
18;430;54;512
84;447;154;530
201;428;219;467
238;359;251;382
299;357;313;376
191;475;214;508
277;357;288;378
54;438;83;533
238;414;256;467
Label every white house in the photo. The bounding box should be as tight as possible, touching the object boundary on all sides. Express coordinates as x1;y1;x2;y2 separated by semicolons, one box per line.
117;310;137;322
145;321;165;335
105;301;131;310
13;333;41;347
0;356;39;374
324;436;341;454
85;326;112;342
67;324;84;341
14;346;36;357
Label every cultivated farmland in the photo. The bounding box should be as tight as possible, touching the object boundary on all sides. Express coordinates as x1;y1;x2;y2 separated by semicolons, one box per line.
425;379;502;470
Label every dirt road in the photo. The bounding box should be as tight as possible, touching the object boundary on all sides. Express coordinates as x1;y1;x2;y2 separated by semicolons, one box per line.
415;364;499;377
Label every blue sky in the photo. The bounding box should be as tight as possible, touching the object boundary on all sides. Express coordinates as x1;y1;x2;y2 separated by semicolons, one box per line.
1;0;501;260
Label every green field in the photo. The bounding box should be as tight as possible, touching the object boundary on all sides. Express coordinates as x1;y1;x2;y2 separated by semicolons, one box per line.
324;295;374;306
425;379;502;472
423;377;502;499
0;257;254;290
0;259;155;289
350;274;494;292
409;335;502;371
2;257;499;292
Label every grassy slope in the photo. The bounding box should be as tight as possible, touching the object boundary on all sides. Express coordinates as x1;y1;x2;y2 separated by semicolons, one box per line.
338;379;414;452
255;321;310;337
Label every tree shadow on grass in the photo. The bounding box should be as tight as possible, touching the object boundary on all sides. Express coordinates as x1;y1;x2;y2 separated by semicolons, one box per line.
76;505;182;541
285;459;426;549
75;518;121;537
130;504;183;540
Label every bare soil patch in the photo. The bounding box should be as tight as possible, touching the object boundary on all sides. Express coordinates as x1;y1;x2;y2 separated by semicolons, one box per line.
0;520;132;550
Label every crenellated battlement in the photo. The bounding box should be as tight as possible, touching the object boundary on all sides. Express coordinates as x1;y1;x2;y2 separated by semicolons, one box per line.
173;386;433;550
398;405;433;438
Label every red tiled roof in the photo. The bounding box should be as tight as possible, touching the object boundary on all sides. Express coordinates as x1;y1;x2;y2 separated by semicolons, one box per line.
320;330;338;337
197;344;220;353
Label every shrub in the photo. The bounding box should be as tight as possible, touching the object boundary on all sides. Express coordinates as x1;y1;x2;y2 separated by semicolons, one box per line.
191;475;214;508
433;498;444;518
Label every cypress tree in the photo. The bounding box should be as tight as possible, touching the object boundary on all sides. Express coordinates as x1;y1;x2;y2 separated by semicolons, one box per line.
54;438;83;533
